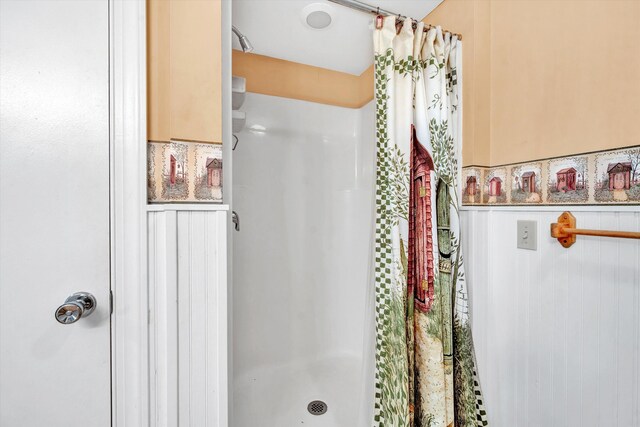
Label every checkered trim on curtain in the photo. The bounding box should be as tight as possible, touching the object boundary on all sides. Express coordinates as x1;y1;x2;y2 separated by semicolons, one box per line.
373;49;395;427
473;370;489;426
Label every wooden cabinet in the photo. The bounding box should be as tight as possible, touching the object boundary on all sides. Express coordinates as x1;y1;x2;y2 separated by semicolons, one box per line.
147;0;222;143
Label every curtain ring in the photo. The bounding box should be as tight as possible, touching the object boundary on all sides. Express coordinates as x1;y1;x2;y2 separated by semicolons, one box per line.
375;13;383;29
374;7;384;30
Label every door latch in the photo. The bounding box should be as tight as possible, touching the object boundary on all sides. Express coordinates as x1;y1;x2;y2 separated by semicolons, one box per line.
232;211;240;231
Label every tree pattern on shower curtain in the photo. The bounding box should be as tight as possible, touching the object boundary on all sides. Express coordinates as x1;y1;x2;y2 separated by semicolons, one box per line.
372;16;488;427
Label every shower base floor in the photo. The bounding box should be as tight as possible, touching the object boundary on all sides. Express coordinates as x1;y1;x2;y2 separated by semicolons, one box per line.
233;354;363;427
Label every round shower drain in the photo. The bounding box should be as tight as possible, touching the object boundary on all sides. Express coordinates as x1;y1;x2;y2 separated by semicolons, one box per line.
307;400;328;415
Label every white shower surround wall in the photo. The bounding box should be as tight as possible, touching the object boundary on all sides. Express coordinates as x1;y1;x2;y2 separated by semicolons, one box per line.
232;93;376;426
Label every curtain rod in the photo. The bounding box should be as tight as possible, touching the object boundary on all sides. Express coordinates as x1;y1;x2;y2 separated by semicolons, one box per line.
327;0;462;40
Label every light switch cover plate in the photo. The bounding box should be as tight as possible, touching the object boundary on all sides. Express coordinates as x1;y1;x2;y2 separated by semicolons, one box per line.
517;220;537;250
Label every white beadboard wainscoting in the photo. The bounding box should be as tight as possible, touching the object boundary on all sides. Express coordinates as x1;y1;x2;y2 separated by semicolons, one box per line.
461;207;640;427
147;205;229;427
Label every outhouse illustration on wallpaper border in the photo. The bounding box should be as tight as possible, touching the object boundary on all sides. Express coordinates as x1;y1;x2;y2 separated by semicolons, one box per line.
194;144;223;201
510;162;542;204
462;167;483;204
595;148;640;203
483;167;507;204
161;142;189;201
547;156;588;204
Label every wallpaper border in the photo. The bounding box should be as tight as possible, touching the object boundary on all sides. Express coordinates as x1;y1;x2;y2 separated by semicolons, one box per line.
462;145;640;206
147;140;224;204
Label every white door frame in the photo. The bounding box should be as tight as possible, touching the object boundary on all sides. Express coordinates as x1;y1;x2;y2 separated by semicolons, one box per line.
110;0;149;425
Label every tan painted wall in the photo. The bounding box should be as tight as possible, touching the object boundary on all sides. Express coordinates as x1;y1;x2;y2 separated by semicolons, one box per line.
428;0;640;166
147;0;222;143
147;0;170;141
232;51;373;109
488;0;640;166
424;0;491;166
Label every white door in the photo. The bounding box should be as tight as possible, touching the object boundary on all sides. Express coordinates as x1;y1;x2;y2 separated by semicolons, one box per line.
0;1;111;425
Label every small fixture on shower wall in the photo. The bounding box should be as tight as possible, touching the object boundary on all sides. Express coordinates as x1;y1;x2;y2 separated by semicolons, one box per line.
232;110;246;133
232;76;246;110
231;76;246;142
302;3;334;30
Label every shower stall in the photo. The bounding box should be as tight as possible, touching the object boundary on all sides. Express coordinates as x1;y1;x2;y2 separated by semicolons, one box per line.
228;1;452;425
232;94;376;426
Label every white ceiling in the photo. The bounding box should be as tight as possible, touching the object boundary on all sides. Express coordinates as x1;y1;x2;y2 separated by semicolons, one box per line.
232;0;444;75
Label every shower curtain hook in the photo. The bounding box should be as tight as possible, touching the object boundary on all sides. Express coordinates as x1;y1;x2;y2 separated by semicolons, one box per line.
375;9;383;30
395;15;404;34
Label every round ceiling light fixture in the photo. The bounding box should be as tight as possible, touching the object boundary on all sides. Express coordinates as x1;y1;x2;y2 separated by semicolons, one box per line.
302;3;334;30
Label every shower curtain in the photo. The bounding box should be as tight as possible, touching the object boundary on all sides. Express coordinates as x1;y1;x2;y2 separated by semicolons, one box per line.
372;16;488;427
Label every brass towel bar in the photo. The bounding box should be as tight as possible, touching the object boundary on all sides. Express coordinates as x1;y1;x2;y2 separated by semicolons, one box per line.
550;211;640;248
